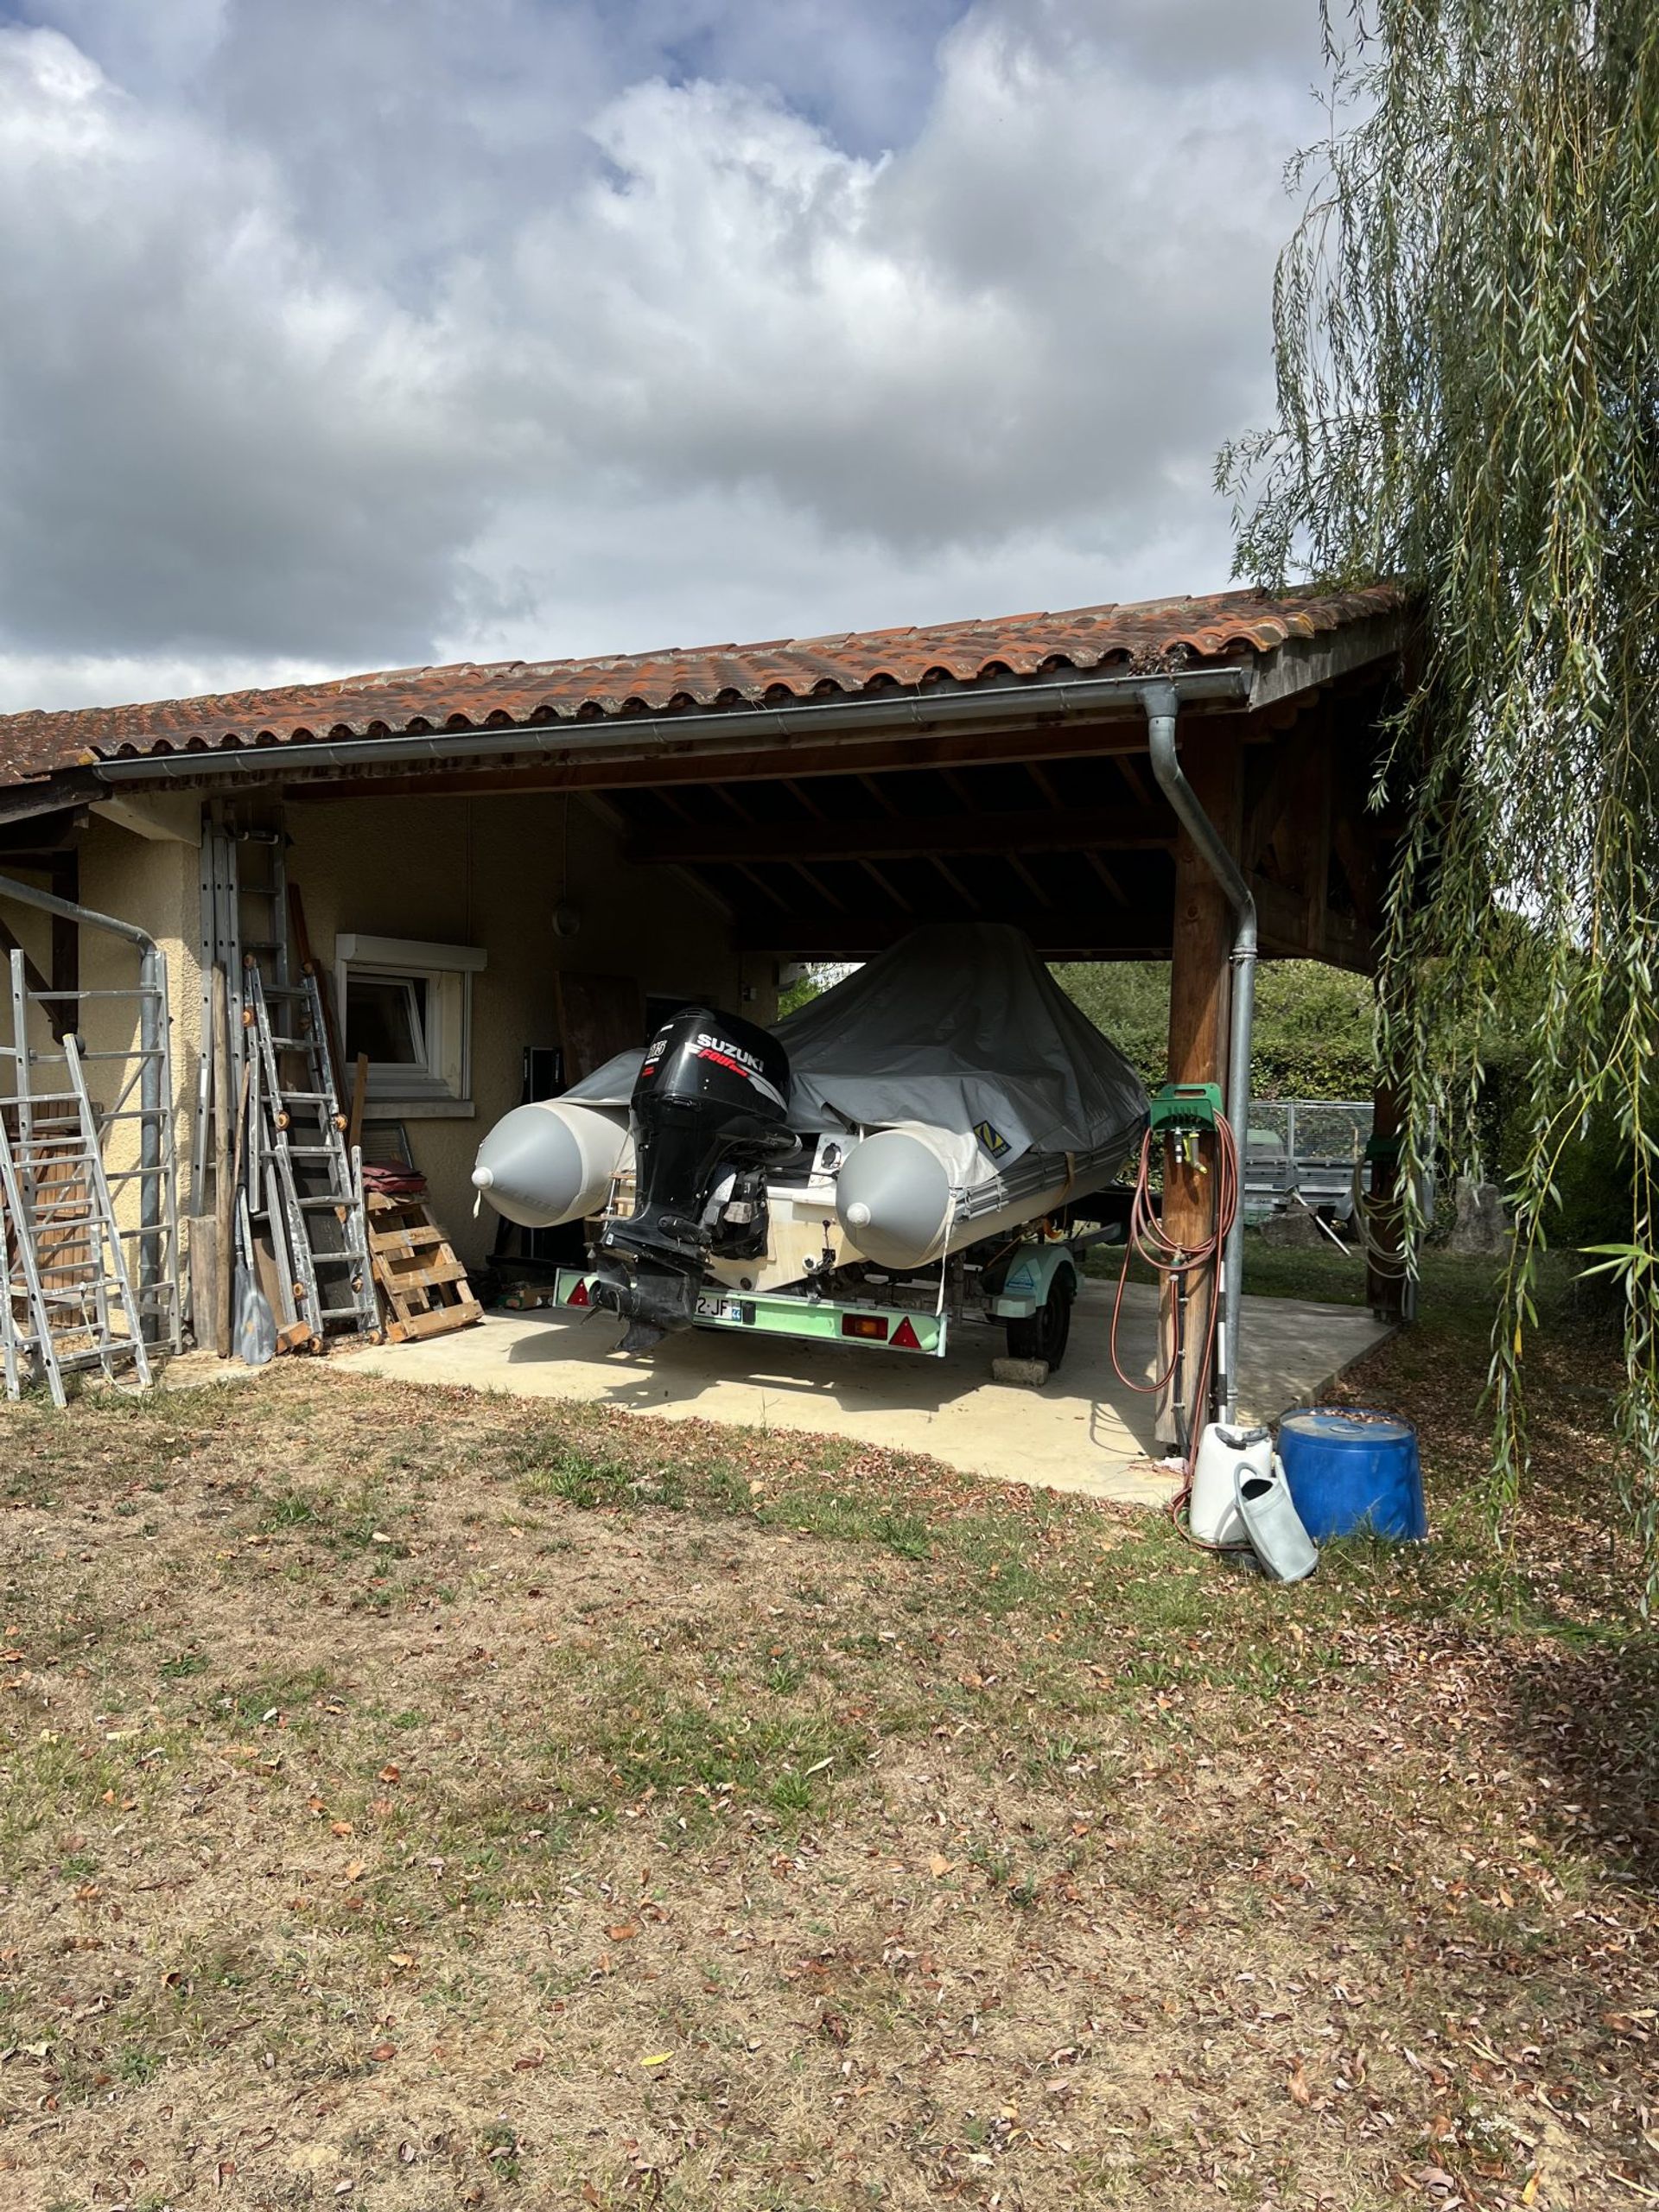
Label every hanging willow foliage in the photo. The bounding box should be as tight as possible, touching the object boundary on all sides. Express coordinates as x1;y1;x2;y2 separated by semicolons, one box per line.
1222;1;1659;1561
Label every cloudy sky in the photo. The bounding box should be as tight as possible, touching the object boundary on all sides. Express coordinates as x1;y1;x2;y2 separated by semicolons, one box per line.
0;0;1326;713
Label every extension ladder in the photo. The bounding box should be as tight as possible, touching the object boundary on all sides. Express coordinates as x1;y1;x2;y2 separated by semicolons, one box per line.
244;963;379;1343
0;1031;152;1406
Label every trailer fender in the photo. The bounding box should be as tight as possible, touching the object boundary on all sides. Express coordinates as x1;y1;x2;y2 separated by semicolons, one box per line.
986;1240;1077;1319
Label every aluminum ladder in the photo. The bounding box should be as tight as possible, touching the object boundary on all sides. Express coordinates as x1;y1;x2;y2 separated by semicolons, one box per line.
0;1029;153;1406
194;815;290;1203
244;961;378;1342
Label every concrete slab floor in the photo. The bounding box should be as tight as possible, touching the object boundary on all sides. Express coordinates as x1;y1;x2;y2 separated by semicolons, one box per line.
327;1280;1391;1507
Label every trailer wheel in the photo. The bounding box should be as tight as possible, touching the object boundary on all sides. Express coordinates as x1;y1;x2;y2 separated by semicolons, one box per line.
1005;1271;1074;1375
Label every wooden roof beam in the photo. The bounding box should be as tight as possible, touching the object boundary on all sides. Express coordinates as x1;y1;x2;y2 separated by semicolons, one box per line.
740;912;1173;960
626;806;1173;867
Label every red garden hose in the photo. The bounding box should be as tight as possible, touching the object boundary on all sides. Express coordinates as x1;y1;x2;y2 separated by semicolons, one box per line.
1108;1116;1241;1491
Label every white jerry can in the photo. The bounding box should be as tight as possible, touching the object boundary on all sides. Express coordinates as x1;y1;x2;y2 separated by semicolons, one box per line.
1235;1453;1320;1585
1190;1421;1274;1545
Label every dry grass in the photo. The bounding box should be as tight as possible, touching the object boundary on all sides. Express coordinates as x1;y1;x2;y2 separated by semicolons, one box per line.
0;1274;1651;2211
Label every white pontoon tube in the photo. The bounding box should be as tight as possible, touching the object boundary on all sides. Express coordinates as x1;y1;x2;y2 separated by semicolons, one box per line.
472;1100;630;1229
835;1122;1133;1271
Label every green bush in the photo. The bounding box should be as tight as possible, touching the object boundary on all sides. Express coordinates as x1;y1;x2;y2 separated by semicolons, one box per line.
1052;958;1376;1101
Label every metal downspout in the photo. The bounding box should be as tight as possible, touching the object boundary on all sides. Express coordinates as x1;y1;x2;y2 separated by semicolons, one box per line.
1140;680;1256;1424
0;871;173;1346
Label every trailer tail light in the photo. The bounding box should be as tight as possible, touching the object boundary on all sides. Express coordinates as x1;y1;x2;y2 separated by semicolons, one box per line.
842;1313;889;1342
891;1316;922;1351
567;1278;591;1306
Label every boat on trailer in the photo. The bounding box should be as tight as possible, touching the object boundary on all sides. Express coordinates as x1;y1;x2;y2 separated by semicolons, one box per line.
471;925;1148;1376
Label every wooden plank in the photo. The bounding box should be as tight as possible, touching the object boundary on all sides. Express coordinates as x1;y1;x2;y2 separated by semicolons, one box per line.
387;1299;483;1343
347;1052;369;1155
289;885;346;1097
369;1224;448;1253
626;804;1172;867
376;1256;450;1282
738;910;1172;960
211;964;233;1358
1158;721;1242;1448
378;1259;468;1292
555;972;644;1084
187;1216;218;1356
48;854;77;1046
278;713;1174;805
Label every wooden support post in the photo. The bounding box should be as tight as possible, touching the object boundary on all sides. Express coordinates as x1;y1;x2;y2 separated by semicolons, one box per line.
48;855;78;1045
1156;723;1243;1448
210;966;233;1358
1366;1076;1407;1321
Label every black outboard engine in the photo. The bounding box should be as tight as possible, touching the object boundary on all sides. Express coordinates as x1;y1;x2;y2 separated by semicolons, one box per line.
592;1005;798;1351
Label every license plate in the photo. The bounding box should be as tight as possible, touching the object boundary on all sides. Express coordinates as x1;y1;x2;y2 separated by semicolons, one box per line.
695;1294;745;1323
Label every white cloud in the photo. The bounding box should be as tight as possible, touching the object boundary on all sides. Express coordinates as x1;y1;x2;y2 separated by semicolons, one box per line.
0;0;1323;712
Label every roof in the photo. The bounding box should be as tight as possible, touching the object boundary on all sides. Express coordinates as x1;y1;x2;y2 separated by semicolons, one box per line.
0;582;1404;787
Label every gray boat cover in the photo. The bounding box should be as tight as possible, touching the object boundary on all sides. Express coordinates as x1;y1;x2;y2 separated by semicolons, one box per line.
566;924;1148;1173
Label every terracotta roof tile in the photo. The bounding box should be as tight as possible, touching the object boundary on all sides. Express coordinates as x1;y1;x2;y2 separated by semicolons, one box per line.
0;582;1404;785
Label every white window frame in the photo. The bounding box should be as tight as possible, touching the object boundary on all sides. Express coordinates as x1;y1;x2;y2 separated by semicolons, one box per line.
334;934;486;1117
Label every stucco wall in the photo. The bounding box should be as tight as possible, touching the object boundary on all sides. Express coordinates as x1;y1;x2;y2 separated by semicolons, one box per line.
283;789;751;1268
0;818;198;1337
62;785;770;1292
0;875;60;1068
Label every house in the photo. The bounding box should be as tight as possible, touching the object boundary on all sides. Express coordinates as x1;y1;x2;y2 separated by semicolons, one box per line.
0;582;1409;1406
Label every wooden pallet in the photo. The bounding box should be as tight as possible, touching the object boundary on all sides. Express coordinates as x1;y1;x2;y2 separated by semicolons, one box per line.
365;1193;482;1343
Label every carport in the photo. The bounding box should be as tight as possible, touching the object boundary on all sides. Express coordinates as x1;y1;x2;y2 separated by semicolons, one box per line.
0;582;1410;1459
328;1275;1392;1503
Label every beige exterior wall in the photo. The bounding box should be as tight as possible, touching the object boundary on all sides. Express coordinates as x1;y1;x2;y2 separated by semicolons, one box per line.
277;788;756;1268
50;783;772;1299
0;874;60;1068
0;817;199;1211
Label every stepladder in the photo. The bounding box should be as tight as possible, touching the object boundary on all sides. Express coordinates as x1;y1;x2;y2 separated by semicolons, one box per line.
0;1027;153;1406
243;962;380;1346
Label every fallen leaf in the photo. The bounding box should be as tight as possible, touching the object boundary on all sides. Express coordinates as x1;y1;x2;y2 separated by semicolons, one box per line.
928;1854;955;1878
342;1859;365;1884
378;1764;401;1784
330;1821;353;1838
388;1954;414;1970
1287;2058;1312;2107
369;2044;396;2062
639;2052;671;2068
607;1923;638;1942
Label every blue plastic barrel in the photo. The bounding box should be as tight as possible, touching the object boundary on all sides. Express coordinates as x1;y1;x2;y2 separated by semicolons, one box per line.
1276;1407;1427;1541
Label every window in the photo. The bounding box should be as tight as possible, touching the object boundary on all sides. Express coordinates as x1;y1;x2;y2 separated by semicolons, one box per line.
346;973;429;1069
334;934;485;1113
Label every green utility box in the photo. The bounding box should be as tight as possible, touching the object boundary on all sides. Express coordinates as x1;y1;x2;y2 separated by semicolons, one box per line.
1148;1082;1224;1136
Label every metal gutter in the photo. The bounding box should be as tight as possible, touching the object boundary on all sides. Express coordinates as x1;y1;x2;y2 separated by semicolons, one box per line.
88;664;1253;789
1140;679;1256;1426
0;868;160;955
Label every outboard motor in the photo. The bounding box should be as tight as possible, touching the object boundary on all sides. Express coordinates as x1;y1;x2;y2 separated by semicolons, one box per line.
593;1005;798;1351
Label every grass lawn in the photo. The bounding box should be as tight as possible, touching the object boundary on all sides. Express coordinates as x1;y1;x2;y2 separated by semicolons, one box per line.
0;1251;1650;2210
